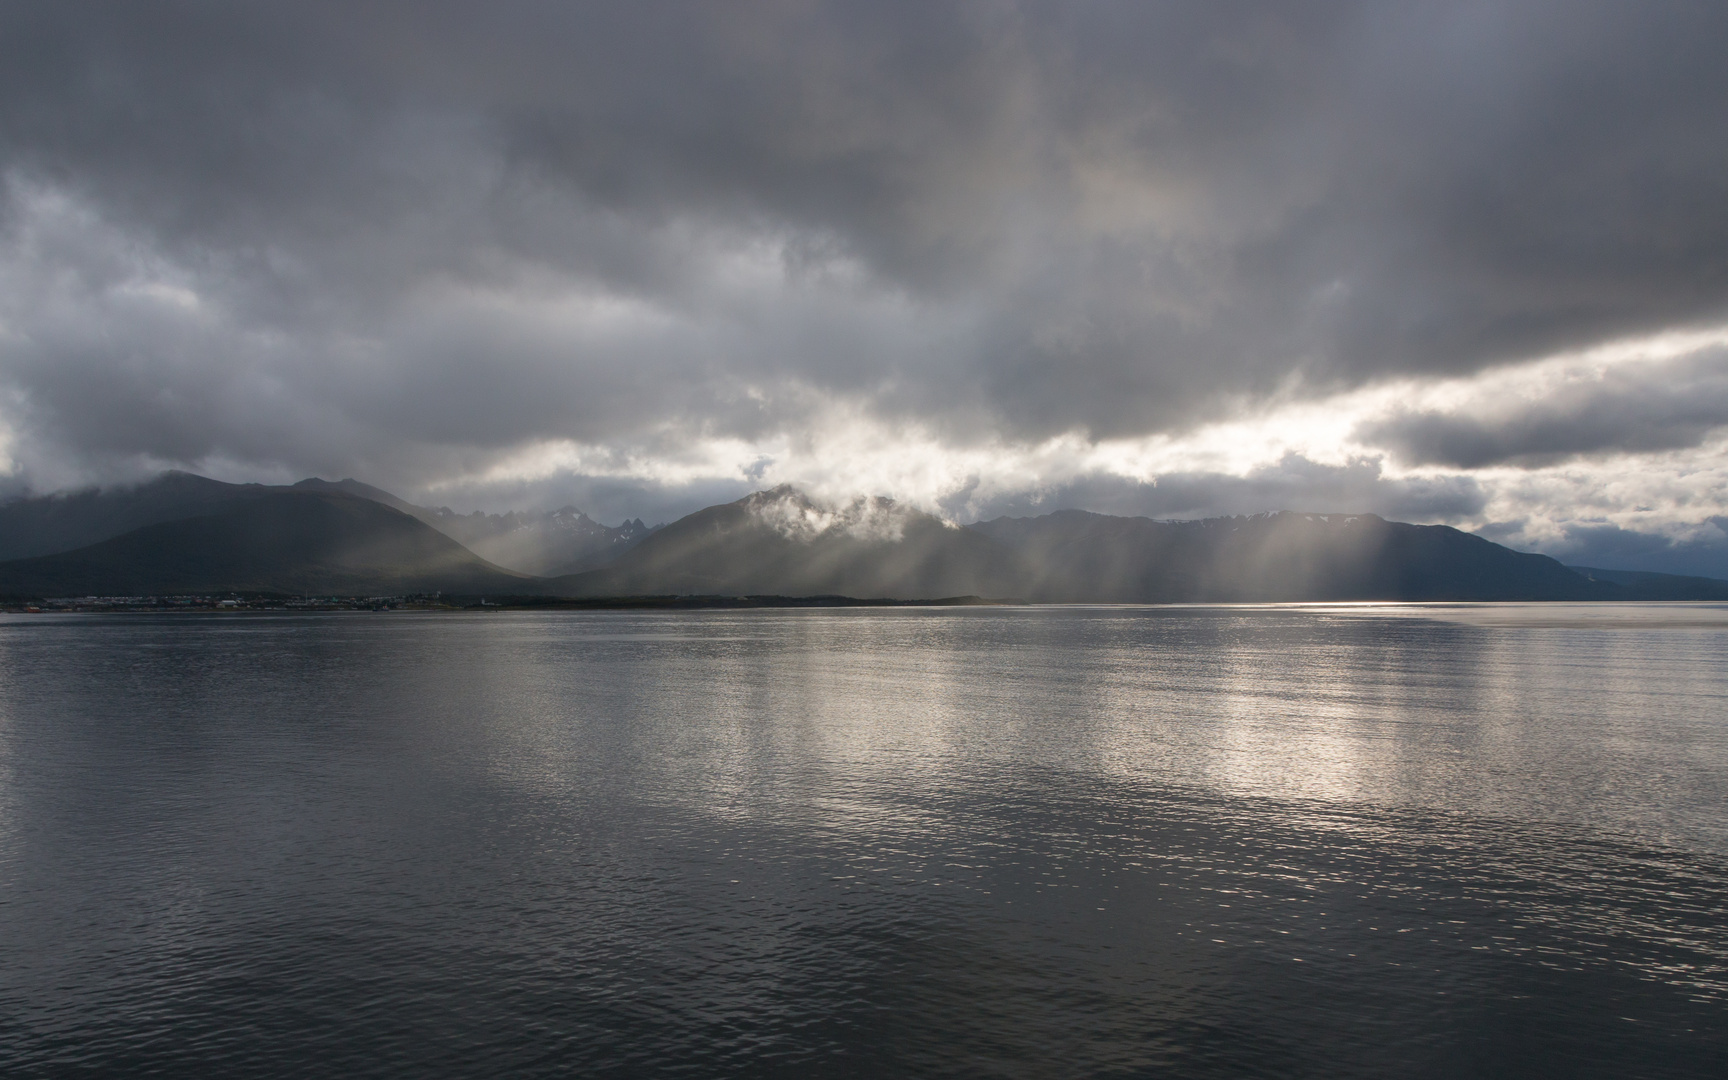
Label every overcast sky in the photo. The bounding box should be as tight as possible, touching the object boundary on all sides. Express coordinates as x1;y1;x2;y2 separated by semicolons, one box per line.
3;1;1727;571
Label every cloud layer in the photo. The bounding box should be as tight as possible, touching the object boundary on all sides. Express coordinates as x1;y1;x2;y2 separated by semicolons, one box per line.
1359;346;1728;469
3;2;1728;571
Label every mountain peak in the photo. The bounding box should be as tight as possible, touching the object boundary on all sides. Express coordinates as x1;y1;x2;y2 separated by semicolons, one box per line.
738;487;918;543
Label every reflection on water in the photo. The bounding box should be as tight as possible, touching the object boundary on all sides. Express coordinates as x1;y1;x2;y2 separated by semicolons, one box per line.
0;606;1724;1077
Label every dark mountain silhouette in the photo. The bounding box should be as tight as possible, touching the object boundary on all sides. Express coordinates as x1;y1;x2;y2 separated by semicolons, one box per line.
0;471;274;561
970;510;1603;601
0;490;531;597
548;487;1026;599
0;473;653;576
1569;566;1728;600
290;477;428;517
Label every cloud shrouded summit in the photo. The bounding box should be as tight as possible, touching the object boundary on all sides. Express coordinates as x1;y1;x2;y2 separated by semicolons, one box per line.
2;1;1728;569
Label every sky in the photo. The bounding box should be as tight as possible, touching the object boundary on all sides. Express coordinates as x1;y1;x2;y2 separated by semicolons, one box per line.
2;1;1728;573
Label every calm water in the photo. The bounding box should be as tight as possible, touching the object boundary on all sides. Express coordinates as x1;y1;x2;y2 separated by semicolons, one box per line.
1;605;1725;1077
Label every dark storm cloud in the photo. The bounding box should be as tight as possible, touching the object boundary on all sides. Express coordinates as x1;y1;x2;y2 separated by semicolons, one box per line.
2;0;1727;491
1357;345;1728;468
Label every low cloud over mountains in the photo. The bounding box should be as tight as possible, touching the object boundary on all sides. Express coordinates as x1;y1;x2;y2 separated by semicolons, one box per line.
13;475;1715;602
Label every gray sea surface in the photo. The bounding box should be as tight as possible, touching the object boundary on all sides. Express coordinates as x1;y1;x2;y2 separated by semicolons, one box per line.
0;605;1725;1077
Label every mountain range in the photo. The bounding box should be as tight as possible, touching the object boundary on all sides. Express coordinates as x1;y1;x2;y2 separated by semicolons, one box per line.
0;489;531;597
0;473;653;579
2;473;1725;602
548;489;1025;599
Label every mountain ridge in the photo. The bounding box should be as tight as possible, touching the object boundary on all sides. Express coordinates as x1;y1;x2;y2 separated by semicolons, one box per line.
971;508;1600;601
1567;565;1728;601
546;487;1026;599
421;505;654;577
4;473;1726;602
0;473;653;576
0;490;531;597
